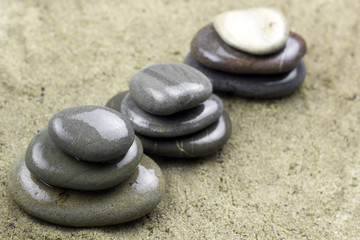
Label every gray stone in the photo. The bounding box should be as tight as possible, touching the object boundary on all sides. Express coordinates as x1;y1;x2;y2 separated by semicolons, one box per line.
25;129;143;191
185;53;306;98
9;154;165;227
138;112;232;158
121;93;224;137
48;105;135;162
129;63;213;116
105;91;129;112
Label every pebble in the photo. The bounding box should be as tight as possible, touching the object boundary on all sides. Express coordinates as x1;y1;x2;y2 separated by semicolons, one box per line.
105;90;129;112
185;53;306;98
213;8;289;55
121;92;224;137
191;24;307;74
48;105;134;162
9;154;165;227
138;112;232;158
129;63;213;116
25;129;143;191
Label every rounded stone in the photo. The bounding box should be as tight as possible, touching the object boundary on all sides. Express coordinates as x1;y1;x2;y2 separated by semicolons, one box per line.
185;53;306;98
138;112;232;158
213;8;289;55
129;63;213;116
25;129;143;191
105;90;129;112
9;154;165;227
48;105;135;162
121;92;224;137
191;24;307;74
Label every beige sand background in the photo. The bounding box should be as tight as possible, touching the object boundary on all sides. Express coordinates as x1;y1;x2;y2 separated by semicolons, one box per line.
0;0;360;239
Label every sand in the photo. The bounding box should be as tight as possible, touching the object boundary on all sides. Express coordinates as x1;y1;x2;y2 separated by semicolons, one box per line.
1;0;360;239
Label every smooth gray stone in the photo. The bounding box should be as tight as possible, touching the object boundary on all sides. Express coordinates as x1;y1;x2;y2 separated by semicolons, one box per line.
105;91;129;112
9;154;165;227
138;111;232;158
185;53;306;98
129;63;213;116
48;105;135;162
25;129;143;191
121;93;224;138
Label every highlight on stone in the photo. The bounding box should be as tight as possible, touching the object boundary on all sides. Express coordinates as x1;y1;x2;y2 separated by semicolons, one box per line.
185;7;307;98
106;63;232;158
9;105;165;227
214;8;289;55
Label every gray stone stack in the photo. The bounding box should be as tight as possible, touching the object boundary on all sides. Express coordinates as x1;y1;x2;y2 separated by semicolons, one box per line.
106;63;232;158
9;105;165;227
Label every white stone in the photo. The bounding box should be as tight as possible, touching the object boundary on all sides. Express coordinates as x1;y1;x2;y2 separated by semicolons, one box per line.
213;8;289;55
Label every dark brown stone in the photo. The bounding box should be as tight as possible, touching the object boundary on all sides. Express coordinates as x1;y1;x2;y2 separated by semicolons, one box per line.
185;53;306;98
191;24;307;74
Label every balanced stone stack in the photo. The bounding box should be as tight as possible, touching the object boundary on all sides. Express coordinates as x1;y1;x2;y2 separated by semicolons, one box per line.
185;8;307;98
9;105;165;227
106;63;232;158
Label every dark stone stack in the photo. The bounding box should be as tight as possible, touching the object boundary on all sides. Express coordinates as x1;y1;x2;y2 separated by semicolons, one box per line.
106;63;232;158
185;23;307;98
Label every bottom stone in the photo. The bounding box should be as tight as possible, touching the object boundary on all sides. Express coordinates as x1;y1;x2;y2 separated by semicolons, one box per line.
9;155;165;227
185;52;306;98
138;112;232;158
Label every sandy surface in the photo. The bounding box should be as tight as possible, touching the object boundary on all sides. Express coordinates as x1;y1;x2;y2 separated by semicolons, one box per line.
1;0;360;239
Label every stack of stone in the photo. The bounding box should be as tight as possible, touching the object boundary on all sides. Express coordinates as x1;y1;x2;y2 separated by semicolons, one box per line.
106;63;232;158
185;8;307;98
9;105;165;227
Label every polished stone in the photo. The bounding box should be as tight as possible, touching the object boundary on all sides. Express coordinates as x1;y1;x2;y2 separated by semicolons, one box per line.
214;8;289;55
25;129;143;191
48;105;134;162
191;24;307;74
129;63;212;115
185;53;306;98
121;93;224;137
138;112;232;158
9;154;165;227
105;90;129;112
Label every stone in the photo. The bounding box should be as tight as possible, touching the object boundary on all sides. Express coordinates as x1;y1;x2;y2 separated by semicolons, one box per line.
129;63;213;116
48;105;135;162
25;129;143;191
185;53;306;98
138;112;232;158
9;154;165;227
105;90;129;112
121;92;224;137
213;8;289;55
191;24;307;74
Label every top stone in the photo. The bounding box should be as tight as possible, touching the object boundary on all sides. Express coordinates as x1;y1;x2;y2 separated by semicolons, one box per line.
129;63;213;116
213;8;289;55
48;105;135;162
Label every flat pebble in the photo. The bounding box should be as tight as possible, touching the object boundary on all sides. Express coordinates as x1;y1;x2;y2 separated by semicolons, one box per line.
214;8;289;55
48;105;134;162
191;24;306;74
121;92;224;137
25;129;142;191
185;53;306;98
105;91;129;112
138;112;232;158
9;154;165;227
129;63;212;115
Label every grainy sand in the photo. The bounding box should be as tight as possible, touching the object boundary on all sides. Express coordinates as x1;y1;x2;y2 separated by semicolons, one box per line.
1;0;360;239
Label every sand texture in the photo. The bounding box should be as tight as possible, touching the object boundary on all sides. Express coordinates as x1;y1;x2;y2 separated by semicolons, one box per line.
1;0;360;239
